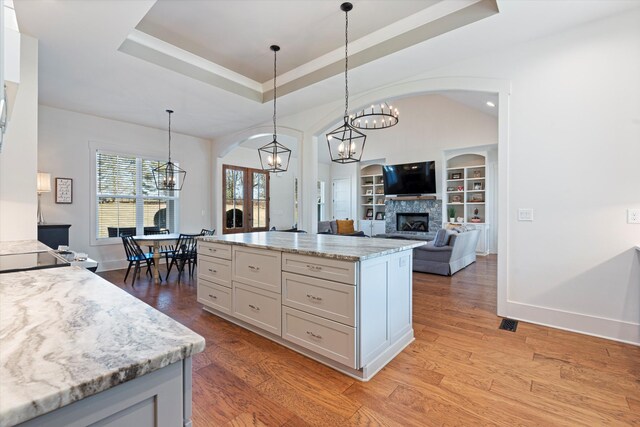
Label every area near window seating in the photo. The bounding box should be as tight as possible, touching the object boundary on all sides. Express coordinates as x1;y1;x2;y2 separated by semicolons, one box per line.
0;1;638;426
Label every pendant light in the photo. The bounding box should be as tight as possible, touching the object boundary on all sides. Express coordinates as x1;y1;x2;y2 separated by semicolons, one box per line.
152;109;186;191
259;45;291;173
326;2;366;164
351;101;399;130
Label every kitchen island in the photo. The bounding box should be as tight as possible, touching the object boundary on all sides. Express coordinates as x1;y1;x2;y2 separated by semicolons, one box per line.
197;232;425;381
0;266;205;427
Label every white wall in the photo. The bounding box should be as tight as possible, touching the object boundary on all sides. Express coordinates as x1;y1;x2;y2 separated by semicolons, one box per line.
0;34;38;241
37;106;212;270
274;7;640;343
317;162;331;221
219;146;298;230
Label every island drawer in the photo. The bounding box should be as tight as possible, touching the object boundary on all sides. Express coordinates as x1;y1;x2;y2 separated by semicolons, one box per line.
198;279;232;315
282;253;356;285
232;281;281;336
197;256;231;288
282;272;356;327
233;247;282;293
199;241;232;260
282;306;356;369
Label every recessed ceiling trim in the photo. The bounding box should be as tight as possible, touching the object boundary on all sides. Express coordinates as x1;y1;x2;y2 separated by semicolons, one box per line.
119;30;263;102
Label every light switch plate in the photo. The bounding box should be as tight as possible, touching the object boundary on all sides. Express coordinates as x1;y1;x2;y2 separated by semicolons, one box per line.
628;209;640;224
518;208;534;221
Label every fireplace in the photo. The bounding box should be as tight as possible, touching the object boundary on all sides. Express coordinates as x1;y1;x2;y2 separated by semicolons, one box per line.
396;213;429;232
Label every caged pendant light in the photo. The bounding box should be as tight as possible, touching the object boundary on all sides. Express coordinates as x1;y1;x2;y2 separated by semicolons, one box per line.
258;45;291;173
153;109;186;191
326;2;366;164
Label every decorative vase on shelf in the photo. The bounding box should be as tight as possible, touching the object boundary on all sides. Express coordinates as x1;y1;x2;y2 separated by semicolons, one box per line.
449;217;455;223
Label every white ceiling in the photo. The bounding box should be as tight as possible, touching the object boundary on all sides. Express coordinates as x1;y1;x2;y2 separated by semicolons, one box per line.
14;1;640;142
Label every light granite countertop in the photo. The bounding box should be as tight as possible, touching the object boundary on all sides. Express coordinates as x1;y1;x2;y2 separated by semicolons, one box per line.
0;240;51;256
199;232;426;261
0;267;205;427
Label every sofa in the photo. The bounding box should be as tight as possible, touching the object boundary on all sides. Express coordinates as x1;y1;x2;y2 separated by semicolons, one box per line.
317;220;366;237
412;229;480;275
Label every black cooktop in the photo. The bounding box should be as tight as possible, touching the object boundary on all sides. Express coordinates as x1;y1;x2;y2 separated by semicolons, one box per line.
0;251;70;274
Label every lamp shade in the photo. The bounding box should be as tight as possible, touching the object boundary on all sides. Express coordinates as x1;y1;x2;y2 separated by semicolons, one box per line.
37;172;51;193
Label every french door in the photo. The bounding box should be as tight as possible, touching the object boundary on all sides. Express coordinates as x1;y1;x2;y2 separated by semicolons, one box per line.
222;165;270;234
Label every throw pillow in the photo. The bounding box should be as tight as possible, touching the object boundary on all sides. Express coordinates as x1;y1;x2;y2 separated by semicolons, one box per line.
433;229;450;247
336;219;355;235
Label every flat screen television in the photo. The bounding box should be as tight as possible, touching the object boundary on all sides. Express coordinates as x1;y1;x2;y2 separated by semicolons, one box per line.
383;161;436;196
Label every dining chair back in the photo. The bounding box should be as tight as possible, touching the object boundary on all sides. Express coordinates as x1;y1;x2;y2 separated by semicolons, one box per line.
121;236;154;286
200;228;215;236
166;233;200;282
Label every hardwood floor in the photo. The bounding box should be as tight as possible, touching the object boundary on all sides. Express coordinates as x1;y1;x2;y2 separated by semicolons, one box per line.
98;256;640;426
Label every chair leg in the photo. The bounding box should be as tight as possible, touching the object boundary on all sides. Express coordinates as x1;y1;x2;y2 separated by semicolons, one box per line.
166;257;176;281
132;262;140;286
124;261;133;283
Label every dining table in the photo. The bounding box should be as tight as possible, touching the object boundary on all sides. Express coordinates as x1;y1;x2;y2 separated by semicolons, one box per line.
133;233;180;285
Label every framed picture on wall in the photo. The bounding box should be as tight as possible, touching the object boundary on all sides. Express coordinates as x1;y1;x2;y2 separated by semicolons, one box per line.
55;178;73;204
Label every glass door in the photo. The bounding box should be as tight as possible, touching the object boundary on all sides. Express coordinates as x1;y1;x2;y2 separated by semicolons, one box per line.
222;165;269;234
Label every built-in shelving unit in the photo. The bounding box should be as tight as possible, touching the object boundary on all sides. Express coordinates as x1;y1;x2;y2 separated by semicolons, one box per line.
359;164;386;236
443;152;491;255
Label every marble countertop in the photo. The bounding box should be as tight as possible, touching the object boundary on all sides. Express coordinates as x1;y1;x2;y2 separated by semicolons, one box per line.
0;267;205;427
199;232;426;261
0;240;51;256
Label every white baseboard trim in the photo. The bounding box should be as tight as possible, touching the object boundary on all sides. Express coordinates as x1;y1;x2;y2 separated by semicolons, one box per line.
506;300;639;346
97;259;129;272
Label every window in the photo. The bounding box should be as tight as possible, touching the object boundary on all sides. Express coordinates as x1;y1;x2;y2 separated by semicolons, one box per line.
95;151;178;240
222;165;269;234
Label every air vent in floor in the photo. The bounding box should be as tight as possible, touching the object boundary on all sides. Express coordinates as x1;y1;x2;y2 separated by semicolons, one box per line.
499;318;518;332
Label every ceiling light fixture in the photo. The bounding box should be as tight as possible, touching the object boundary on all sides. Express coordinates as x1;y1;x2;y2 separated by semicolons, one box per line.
327;2;366;164
486;101;496;107
351;102;399;130
152;109;186;191
259;45;291;173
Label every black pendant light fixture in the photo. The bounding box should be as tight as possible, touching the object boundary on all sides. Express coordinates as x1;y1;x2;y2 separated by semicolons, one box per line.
152;109;186;191
351;101;399;130
259;45;291;173
327;2;366;164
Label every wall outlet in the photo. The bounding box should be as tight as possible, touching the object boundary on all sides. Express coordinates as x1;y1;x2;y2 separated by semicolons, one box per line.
628;209;640;224
518;208;533;221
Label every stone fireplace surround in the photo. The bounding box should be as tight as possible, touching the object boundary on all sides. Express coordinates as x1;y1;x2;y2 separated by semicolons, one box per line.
384;199;442;239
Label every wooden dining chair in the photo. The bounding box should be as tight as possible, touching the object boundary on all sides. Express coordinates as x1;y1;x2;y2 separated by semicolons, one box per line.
165;233;199;283
121;236;155;286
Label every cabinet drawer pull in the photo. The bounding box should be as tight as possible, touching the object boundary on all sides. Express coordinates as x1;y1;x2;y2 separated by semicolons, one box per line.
248;265;260;272
249;304;260;311
208;268;217;273
208;248;217;252
306;294;323;301
306;264;322;272
208;294;217;300
306;331;322;339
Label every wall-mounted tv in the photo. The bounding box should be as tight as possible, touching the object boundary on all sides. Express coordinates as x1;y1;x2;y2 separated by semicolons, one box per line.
383;161;436;196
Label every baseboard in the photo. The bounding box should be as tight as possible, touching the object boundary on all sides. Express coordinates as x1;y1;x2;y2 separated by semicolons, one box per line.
506;300;639;346
97;259;128;272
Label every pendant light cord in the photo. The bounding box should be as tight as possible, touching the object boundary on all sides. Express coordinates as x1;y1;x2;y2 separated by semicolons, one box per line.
167;110;172;163
273;48;277;140
344;8;349;118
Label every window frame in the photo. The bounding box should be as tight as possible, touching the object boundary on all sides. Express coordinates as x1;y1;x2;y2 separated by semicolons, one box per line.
91;143;180;246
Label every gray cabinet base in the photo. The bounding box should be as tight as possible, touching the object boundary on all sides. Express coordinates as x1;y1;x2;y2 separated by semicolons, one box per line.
18;359;193;427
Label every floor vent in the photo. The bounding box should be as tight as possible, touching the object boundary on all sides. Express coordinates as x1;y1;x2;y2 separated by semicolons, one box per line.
499;318;518;332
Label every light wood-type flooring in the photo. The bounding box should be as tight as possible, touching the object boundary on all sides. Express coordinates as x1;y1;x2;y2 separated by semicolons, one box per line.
99;256;640;426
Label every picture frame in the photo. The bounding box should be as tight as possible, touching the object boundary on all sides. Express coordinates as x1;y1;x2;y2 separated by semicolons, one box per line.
451;173;462;180
469;193;484;202
473;182;483;190
451;195;462;203
55;177;73;204
375;212;384;220
366;208;374;219
365;189;373;195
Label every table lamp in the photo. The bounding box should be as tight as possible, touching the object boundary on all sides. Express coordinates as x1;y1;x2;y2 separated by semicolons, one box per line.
37;172;51;224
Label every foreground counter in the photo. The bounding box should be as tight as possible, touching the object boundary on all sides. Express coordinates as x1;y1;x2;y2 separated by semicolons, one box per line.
197;232;425;381
0;267;205;427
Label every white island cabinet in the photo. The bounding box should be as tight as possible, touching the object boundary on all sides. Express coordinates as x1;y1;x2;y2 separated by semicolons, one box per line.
198;232;425;381
0;266;205;427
